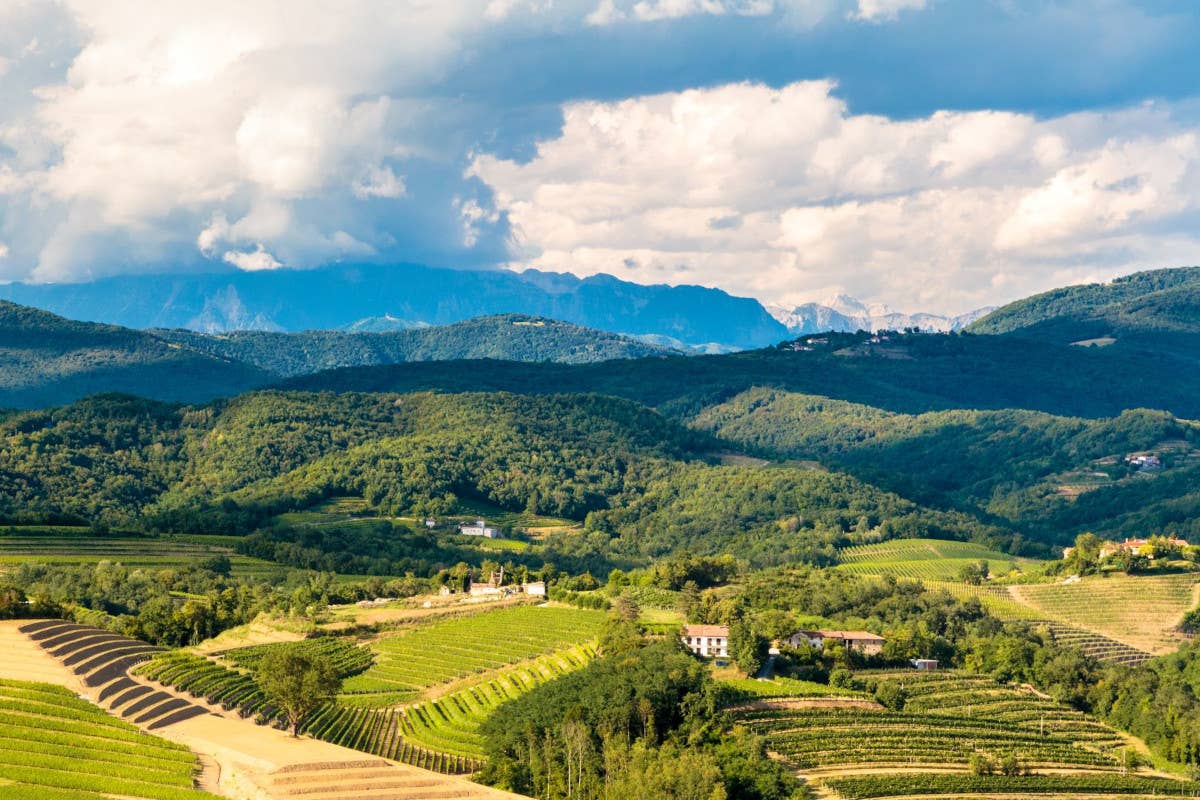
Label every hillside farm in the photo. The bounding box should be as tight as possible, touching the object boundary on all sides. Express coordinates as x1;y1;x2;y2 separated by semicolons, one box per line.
341;604;606;702
736;671;1128;775
1011;573;1200;655
0;678;221;799
0;527;281;579
837;539;1043;581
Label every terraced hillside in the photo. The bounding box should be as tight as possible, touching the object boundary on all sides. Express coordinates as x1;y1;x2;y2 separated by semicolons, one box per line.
837;539;1043;580
342;604;607;704
17;620;213;730
732;670;1190;799
0;678;222;800
1011;573;1200;655
0;527;281;579
135;603;606;774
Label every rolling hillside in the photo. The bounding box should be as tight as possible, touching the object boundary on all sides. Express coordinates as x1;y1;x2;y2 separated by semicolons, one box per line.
281;330;1200;420
152;314;680;376
0;301;271;408
969;266;1200;364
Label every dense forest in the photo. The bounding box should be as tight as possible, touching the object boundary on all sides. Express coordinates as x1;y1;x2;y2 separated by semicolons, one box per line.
151;314;679;377
0;300;270;407
282;330;1200;420
694;388;1200;544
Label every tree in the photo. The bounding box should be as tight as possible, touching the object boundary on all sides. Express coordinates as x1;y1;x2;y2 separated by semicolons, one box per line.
728;620;768;676
257;649;342;736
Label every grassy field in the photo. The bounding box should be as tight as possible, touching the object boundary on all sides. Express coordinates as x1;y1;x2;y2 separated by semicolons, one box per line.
837;539;1044;581
1011;573;1200;655
729;671;1142;786
0;678;221;799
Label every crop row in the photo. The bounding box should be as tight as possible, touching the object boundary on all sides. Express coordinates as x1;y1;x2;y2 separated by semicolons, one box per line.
135;651;279;723
344;605;604;697
300;705;481;775
0;680;220;800
824;773;1200;799
397;644;597;758
220;637;373;678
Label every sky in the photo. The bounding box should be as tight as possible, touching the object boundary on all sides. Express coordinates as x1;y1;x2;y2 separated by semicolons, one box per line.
1;1;1199;314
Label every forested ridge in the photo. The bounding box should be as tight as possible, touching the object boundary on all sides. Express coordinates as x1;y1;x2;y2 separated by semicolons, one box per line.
151;313;679;376
282;330;1200;419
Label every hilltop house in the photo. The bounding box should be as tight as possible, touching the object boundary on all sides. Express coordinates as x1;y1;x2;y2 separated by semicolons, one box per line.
682;624;729;658
1065;536;1191;560
459;519;499;538
785;630;886;656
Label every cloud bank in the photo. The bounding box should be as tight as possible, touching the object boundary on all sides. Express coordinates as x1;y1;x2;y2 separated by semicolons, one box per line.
0;0;1199;313
471;82;1200;312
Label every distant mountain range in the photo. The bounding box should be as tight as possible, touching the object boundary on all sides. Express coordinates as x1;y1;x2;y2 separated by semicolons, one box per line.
0;263;788;351
767;294;994;335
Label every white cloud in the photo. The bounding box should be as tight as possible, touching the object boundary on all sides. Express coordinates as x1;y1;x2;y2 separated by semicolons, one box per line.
352;165;407;199
222;244;282;271
471;82;1200;312
853;0;926;22
0;242;9;259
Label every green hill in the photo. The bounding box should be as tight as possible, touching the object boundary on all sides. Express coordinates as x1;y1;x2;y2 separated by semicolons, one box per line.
280;329;1200;420
0;301;271;408
693;387;1200;544
152;313;680;377
968;266;1200;363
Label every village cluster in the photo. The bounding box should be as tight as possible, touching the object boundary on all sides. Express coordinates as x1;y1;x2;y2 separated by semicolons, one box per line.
680;624;939;669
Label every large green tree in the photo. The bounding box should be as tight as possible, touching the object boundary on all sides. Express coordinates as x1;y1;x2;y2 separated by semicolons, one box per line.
256;649;342;736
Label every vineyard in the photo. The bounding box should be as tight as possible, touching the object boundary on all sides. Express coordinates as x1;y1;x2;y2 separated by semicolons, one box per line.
0;527;279;579
1011;573;1200;655
0;678;221;800
219;636;374;676
836;539;1043;581
135;604;606;775
735;670;1143;790
341;604;606;702
825;774;1200;799
920;579;1045;621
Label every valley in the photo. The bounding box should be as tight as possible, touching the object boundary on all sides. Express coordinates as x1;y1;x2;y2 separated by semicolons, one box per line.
3;266;1200;800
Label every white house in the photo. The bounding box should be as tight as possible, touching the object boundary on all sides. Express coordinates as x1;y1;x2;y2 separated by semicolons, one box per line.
911;658;939;670
682;624;729;658
785;630;886;656
458;519;499;538
523;581;546;597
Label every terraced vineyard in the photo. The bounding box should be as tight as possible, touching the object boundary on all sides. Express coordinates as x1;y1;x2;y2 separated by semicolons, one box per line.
734;670;1139;786
1039;620;1155;666
921;579;1045;621
341;604;606;702
1012;573;1200;655
219;636;374;676
138;604;606;775
837;539;1043;581
0;527;280;579
393;643;597;759
0;678;221;799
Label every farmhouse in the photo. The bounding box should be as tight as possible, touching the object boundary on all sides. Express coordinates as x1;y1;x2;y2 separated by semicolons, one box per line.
1099;537;1189;559
459;519;499;538
469;568;506;597
911;658;939;670
522;581;546;596
682;624;729;658
785;630;886;656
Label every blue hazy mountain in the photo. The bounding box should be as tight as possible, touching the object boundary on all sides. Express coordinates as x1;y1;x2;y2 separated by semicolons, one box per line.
0;262;788;350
